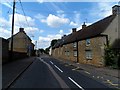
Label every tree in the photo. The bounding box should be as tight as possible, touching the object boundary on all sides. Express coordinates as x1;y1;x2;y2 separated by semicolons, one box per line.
45;47;50;54
38;48;45;54
50;39;58;47
104;41;119;69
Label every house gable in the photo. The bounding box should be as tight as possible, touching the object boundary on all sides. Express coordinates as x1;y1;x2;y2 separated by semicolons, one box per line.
102;14;119;45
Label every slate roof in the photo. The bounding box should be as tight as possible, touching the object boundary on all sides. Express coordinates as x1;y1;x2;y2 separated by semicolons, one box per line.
53;14;116;49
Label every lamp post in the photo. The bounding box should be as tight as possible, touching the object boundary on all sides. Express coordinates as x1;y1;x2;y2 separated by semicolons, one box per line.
10;0;15;60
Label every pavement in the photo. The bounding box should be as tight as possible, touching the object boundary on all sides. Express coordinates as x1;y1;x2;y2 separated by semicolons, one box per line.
2;57;35;89
49;56;120;89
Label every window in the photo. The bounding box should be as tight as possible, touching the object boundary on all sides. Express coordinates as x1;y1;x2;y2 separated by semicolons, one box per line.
86;50;92;59
73;42;77;48
65;51;67;56
73;51;77;57
67;51;70;56
86;39;90;46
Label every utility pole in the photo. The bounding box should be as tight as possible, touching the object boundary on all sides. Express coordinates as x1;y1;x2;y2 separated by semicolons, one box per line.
10;0;16;60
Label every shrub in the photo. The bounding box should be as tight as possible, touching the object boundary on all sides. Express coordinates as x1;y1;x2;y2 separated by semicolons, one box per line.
104;43;119;69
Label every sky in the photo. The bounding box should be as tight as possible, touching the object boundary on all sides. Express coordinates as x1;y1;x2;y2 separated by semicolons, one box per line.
0;0;119;49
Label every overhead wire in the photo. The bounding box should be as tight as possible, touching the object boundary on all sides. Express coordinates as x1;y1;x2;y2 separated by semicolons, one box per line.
18;0;35;38
18;0;30;28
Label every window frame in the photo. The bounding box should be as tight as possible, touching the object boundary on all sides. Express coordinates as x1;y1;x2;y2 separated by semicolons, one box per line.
73;42;77;48
85;50;92;59
73;50;77;57
86;39;91;46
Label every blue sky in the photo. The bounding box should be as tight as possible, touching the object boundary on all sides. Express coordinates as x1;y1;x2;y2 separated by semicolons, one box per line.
0;0;118;49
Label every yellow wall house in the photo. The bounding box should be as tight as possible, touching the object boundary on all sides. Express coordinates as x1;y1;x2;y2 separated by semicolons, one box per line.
8;28;34;56
52;5;120;67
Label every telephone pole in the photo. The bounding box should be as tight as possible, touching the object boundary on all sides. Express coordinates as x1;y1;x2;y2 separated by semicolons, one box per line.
10;0;16;60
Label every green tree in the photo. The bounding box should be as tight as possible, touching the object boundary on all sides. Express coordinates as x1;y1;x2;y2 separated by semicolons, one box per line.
50;39;58;47
39;48;45;54
45;47;50;54
104;42;119;69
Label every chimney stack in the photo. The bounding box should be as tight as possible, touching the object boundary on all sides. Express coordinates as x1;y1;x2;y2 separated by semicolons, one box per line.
19;28;24;32
112;5;120;15
82;22;86;29
72;28;76;33
62;35;66;39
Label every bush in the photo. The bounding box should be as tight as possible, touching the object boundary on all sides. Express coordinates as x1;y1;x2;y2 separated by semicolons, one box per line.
104;44;119;69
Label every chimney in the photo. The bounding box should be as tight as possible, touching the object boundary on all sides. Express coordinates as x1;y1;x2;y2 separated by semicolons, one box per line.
82;22;86;29
19;28;24;32
112;5;120;15
72;28;76;33
62;35;66;39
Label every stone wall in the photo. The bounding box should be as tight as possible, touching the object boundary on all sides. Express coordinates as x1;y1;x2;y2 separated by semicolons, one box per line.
52;36;107;67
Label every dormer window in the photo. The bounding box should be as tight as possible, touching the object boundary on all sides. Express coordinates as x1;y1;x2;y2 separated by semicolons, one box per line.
86;39;90;46
73;42;77;48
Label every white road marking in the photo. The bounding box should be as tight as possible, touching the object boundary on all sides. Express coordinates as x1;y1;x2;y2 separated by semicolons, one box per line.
101;77;103;79
68;77;84;90
72;67;80;70
38;57;69;88
50;61;54;65
84;71;90;74
97;76;100;78
54;65;63;73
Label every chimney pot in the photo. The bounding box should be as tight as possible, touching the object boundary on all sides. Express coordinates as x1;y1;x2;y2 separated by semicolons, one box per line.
62;35;66;39
72;28;76;33
19;28;24;32
82;22;86;29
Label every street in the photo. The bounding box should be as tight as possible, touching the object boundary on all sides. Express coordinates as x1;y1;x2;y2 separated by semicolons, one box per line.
8;56;116;89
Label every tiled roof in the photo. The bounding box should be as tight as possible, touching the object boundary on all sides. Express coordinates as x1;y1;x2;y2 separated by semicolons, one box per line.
53;15;116;49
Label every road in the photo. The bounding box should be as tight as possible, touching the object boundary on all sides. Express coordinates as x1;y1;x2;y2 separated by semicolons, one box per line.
9;56;116;89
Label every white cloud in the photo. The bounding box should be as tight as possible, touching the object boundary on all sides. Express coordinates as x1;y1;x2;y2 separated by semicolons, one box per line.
59;29;64;34
24;27;39;35
41;14;70;28
2;3;12;9
56;10;66;18
39;29;44;33
90;2;117;19
9;13;35;27
70;21;79;27
36;0;44;3
0;13;40;40
34;13;46;21
74;11;81;24
70;11;81;27
38;35;60;49
38;29;64;49
0;17;10;28
0;28;11;39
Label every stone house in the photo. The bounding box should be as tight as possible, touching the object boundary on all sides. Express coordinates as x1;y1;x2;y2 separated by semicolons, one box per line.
8;28;34;57
52;5;120;67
